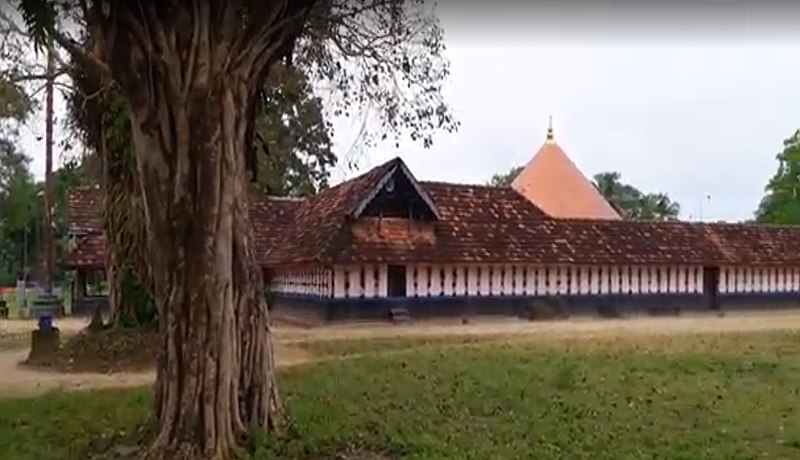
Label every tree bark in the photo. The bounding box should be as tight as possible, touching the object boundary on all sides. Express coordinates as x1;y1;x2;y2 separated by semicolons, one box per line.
130;84;281;459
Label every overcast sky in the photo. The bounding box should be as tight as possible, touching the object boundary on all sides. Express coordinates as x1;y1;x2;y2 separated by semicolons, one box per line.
20;1;800;223
330;2;800;223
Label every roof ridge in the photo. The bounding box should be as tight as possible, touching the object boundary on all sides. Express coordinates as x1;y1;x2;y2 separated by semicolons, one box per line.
324;157;403;193
421;180;513;190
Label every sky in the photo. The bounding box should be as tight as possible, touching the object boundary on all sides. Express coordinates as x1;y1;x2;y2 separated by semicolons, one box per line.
18;1;800;223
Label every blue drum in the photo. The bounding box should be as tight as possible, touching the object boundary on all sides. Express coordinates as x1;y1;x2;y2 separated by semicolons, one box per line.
38;315;53;332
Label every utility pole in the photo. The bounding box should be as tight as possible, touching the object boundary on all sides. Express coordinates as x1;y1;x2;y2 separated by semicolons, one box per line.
30;44;63;319
42;45;55;294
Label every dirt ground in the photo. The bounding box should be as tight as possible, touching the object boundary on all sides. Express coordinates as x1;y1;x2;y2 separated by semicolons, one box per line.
2;309;800;398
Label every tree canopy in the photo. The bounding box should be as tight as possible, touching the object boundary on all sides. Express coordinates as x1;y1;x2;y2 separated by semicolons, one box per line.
0;22;38;284
755;129;800;224
0;142;38;284
592;171;680;221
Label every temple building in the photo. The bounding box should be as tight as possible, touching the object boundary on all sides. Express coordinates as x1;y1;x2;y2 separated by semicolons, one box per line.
64;126;800;322
512;120;621;220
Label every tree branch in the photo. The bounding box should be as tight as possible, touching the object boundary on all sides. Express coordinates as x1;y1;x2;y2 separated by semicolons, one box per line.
43;22;110;84
234;0;316;78
7;65;70;83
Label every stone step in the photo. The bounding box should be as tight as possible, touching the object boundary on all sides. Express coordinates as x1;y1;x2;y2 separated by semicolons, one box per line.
389;307;410;323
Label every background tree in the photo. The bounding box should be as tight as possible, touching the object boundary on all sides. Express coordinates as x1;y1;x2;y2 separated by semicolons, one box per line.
592;171;680;221
488;165;523;187
254;65;336;197
0;146;91;286
0;9;37;140
0;21;37;285
17;1;457;458
755;129;800;224
592;172;645;218
0;145;40;284
634;192;681;221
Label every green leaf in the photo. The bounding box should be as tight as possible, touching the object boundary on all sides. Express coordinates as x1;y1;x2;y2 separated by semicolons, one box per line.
15;0;57;52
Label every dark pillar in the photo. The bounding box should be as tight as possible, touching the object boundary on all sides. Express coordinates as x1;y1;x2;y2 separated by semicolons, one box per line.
76;269;87;299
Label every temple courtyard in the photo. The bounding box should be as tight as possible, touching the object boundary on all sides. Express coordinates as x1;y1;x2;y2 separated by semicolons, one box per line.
2;310;800;398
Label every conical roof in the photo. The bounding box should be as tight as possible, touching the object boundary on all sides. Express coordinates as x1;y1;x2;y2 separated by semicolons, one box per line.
511;123;621;220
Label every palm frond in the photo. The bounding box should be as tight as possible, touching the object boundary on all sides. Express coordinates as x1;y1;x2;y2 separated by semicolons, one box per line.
15;0;56;52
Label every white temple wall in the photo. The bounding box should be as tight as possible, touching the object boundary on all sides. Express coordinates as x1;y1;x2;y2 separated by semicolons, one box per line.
271;264;800;299
324;264;709;298
270;267;333;298
718;266;800;295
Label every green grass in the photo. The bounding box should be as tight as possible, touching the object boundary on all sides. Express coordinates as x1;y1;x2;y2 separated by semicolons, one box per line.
297;333;511;358
3;331;800;459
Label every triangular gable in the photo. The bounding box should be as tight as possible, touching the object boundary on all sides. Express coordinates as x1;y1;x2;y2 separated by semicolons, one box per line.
350;158;441;220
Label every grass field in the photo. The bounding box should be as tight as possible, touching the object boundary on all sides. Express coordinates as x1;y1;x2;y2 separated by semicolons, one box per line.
2;330;800;460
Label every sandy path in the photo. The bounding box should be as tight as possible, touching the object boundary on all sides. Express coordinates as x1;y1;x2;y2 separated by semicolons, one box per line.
2;309;800;398
0;350;154;398
0;342;313;398
275;309;800;343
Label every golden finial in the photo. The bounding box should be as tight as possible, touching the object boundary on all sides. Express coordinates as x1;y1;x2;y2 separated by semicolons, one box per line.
546;116;554;143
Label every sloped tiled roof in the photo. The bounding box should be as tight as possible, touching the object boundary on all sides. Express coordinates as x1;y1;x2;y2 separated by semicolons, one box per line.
511;132;621;220
62;233;106;268
63;157;800;271
63;190;308;269
419;181;553;262
250;196;304;266
536;219;719;266
67;185;103;233
698;223;800;266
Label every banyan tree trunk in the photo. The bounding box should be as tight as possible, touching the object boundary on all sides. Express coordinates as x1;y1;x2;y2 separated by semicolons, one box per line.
102;124;153;328
96;3;315;458
131;84;282;459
